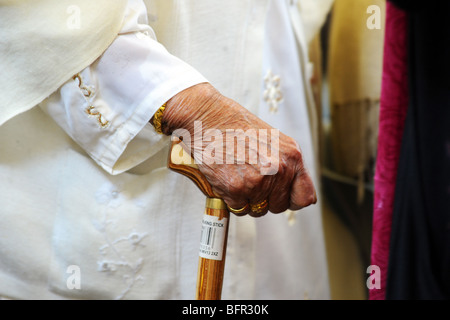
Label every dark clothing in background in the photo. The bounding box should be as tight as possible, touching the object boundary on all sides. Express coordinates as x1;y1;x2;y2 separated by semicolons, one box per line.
386;0;450;299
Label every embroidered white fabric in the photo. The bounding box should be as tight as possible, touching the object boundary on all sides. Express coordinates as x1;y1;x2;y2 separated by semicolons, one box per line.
39;0;208;175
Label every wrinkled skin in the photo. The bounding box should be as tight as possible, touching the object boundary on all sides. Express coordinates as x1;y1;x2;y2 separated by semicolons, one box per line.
161;83;317;217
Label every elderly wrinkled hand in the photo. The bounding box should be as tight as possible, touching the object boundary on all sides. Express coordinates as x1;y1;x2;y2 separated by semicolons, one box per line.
160;83;317;217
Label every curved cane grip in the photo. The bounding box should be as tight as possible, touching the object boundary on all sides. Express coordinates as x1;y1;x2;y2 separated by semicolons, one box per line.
167;138;217;198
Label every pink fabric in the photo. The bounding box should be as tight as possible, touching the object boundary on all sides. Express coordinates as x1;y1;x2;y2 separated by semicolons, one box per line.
369;2;409;300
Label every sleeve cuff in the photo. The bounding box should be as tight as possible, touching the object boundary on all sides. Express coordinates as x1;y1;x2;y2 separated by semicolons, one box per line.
40;31;208;175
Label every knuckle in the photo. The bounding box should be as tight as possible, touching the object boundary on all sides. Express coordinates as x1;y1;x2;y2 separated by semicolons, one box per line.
285;136;299;150
282;138;303;163
289;147;303;163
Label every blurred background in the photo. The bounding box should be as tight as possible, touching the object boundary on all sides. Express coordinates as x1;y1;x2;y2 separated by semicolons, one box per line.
313;0;385;299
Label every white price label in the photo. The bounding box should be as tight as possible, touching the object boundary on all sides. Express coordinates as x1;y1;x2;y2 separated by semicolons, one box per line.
199;214;228;261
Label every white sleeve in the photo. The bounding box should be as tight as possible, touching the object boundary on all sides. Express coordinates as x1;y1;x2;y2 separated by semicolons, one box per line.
39;0;208;175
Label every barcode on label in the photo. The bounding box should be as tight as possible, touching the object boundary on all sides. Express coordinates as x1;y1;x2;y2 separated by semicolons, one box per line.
199;215;228;261
200;225;215;247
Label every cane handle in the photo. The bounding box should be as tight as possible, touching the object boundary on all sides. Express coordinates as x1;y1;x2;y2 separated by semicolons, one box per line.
168;138;217;198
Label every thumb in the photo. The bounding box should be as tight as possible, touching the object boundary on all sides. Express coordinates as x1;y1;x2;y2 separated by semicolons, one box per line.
289;167;317;211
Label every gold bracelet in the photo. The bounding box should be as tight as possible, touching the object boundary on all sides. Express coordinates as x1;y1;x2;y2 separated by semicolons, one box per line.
151;103;166;134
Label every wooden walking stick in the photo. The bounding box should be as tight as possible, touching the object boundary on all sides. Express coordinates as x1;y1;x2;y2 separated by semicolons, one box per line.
168;138;229;300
